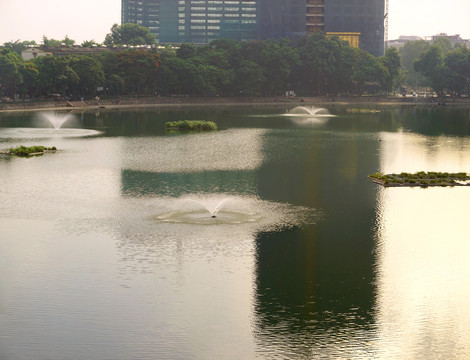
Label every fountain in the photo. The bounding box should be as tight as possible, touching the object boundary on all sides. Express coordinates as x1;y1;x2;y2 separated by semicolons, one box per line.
153;194;318;228
285;106;336;126
0;112;101;138
41;112;75;130
289;106;331;116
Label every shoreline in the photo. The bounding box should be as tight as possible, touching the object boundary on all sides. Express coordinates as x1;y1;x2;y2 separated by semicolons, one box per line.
1;95;469;113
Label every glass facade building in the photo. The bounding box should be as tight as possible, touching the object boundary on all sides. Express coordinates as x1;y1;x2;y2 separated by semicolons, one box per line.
257;0;306;40
173;0;258;43
324;0;384;56
122;0;385;56
122;0;160;38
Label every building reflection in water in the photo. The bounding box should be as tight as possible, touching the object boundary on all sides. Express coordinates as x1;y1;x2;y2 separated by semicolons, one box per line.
253;128;379;358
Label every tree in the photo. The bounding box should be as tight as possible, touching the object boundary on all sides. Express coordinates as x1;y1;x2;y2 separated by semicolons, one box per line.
261;39;298;96
351;50;386;94
81;40;100;48
444;46;470;95
293;33;346;95
0;50;23;97
176;43;197;59
398;40;431;88
233;60;266;96
69;56;105;96
2;40;37;56
414;46;445;92
33;56;78;96
42;36;63;47
399;40;431;70
380;47;401;93
115;49;160;95
18;61;39;98
432;37;453;55
104;23;156;46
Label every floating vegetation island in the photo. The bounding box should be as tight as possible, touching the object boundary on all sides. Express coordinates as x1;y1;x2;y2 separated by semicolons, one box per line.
346;108;380;113
5;145;57;157
165;120;217;131
369;171;470;187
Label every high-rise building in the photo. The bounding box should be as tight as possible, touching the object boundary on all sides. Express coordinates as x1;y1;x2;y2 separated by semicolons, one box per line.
257;0;306;40
170;0;258;44
122;0;385;56
122;0;160;39
323;0;385;56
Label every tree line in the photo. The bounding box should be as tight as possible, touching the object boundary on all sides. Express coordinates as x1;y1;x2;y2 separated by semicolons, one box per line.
1;23;468;100
0;32;401;100
397;37;470;96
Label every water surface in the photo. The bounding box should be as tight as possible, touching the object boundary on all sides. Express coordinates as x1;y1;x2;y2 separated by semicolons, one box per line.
1;105;470;359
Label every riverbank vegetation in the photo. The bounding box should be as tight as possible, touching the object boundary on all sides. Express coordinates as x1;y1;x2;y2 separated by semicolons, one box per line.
369;171;470;187
1;25;469;101
165;120;217;131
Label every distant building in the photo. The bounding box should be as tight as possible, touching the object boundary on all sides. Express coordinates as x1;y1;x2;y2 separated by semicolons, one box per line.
387;33;470;49
21;46;117;61
21;47;52;61
122;0;385;56
432;33;466;47
387;35;423;48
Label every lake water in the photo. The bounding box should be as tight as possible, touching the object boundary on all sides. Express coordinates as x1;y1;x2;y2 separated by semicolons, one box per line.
1;105;470;359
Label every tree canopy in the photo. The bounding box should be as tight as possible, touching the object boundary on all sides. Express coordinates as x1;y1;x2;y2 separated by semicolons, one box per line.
6;32;470;100
104;23;157;46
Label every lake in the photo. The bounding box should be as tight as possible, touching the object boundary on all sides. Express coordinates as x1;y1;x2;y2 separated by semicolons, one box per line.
1;105;470;359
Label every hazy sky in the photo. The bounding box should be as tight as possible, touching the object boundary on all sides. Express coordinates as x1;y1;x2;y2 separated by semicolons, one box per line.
0;0;469;44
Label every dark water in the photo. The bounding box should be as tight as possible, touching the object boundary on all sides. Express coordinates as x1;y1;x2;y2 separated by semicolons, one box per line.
1;105;470;359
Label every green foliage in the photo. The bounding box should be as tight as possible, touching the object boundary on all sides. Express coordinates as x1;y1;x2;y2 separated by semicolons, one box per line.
413;44;470;95
432;37;453;55
8;145;56;156
0;50;23;97
81;40;100;48
165;120;217;131
380;47;401;92
42;36;75;47
69;56;105;95
369;171;469;187
1;35;412;99
104;23;156;46
2;40;37;56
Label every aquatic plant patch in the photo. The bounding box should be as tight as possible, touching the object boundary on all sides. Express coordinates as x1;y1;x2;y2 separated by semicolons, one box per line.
369;171;470;187
6;145;57;157
165;120;217;131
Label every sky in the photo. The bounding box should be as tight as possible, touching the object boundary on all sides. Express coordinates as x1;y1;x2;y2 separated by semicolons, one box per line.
0;0;469;45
